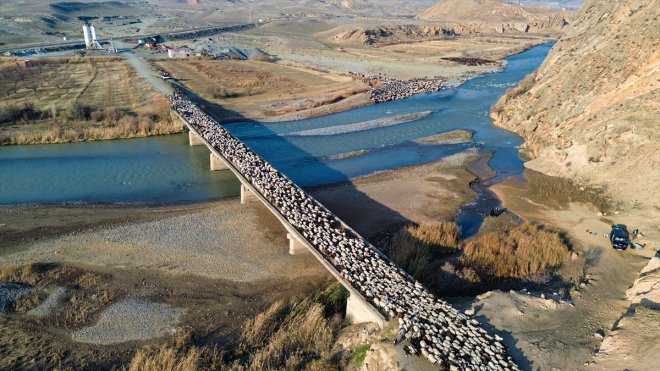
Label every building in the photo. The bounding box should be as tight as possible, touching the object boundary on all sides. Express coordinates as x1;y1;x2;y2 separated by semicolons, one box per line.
167;47;193;58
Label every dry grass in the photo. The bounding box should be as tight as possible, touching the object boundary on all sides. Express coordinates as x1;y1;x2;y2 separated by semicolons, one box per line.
127;328;225;371
0;58;179;145
126;283;346;370
407;222;460;249
239;283;346;369
58;288;119;328
248;303;334;370
525;171;614;213
0;263;118;327
1;96;182;145
461;223;569;281
13;290;48;314
388;222;460;285
158;59;301;100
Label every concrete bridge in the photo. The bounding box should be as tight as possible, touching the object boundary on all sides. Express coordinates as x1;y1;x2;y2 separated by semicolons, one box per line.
185;117;386;327
170;94;519;370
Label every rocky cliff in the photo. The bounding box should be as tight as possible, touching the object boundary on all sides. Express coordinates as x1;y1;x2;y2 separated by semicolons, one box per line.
491;0;659;212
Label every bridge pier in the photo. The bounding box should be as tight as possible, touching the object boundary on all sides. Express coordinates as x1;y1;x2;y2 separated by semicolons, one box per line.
345;293;386;328
210;153;229;171
287;233;308;255
240;184;258;204
188;130;204;146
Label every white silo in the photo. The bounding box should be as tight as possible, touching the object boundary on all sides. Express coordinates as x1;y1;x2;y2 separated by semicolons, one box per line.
82;23;91;48
90;24;98;42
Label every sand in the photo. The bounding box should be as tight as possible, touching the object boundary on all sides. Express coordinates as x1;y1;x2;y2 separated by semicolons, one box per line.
312;148;481;239
284;111;433;137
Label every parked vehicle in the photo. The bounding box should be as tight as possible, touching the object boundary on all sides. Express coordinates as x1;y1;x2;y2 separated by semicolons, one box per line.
610;224;630;250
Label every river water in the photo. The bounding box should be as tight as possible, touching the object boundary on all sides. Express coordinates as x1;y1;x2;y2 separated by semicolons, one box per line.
0;44;551;230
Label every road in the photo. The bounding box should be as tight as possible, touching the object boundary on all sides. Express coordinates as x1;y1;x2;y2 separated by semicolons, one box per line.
121;50;172;95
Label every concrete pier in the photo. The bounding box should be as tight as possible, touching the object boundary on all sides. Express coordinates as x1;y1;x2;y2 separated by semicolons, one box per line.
240;184;258;204
287;233;307;255
345;293;386;328
188;130;204;146
210;153;229;171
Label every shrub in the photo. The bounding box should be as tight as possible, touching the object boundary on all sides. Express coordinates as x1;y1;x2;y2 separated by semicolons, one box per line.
0;103;41;124
387;222;461;285
66;102;92;121
248;303;333;370
507;71;537;101
128;329;224;371
461;223;569;281
352;344;371;367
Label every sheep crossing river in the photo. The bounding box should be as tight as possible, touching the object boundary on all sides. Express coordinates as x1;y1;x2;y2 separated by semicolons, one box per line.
169;92;519;370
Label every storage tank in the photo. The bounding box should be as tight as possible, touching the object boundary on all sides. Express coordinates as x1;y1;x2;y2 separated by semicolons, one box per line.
90;24;98;42
82;23;91;47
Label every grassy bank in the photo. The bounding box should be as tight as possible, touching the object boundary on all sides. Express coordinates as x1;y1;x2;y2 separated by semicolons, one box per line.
0;57;181;145
128;283;354;370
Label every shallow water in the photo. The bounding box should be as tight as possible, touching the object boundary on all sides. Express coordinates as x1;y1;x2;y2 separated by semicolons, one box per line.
0;134;241;204
0;44;552;232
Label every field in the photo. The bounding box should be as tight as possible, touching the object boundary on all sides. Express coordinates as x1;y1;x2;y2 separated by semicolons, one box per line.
0;58;180;145
155;58;370;121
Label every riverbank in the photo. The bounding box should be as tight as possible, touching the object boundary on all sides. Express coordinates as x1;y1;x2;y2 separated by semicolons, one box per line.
0;143;489;369
0;198;335;368
459;170;658;369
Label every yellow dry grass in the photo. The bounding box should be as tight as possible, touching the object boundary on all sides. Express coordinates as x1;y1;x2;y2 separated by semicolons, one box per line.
126;284;345;370
0;58;180;144
388;222;460;286
461;223;569;280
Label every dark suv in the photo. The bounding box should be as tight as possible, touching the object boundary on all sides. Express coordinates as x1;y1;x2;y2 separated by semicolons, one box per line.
610;224;630;250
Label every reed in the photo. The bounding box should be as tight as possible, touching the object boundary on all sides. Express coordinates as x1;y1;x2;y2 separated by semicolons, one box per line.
461;223;569;281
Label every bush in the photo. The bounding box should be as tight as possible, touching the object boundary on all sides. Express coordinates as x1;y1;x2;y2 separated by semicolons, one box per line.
66;102;92;121
461;223;569;281
0;103;41;124
387;222;460;285
507;71;537;101
128;329;224;371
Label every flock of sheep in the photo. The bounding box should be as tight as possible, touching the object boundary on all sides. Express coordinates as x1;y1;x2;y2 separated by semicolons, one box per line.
169;92;519;370
352;72;453;103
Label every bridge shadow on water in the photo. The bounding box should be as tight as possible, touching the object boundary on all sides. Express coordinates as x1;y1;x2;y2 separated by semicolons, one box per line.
174;81;414;242
174;82;534;369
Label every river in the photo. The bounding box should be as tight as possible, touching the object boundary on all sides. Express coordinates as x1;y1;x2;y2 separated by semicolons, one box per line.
0;44;551;234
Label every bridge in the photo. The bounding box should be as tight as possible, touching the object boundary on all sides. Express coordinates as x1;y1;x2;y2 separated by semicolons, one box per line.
170;93;519;370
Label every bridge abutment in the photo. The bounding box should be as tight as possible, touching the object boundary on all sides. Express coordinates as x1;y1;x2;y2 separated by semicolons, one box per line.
345;292;386;328
188;130;204;146
210;153;229;171
240;184;258;204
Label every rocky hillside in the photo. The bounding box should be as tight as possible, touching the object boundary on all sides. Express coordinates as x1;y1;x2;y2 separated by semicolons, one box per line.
491;0;659;211
331;24;460;45
416;0;571;34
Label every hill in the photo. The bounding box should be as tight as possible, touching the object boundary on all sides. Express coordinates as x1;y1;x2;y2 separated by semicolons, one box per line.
416;0;571;34
491;0;659;213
